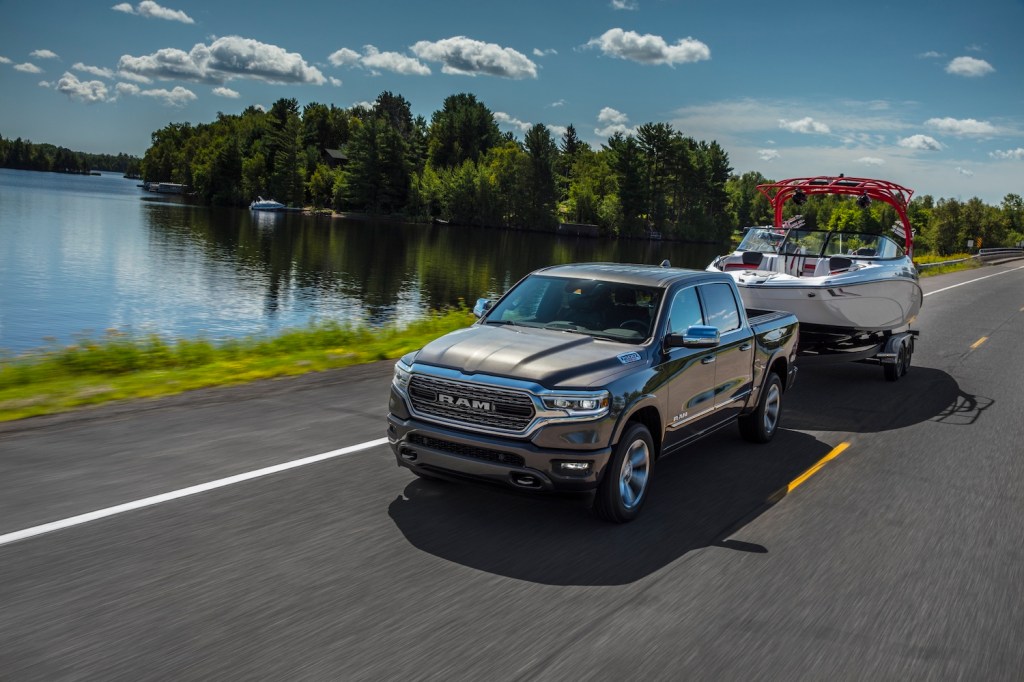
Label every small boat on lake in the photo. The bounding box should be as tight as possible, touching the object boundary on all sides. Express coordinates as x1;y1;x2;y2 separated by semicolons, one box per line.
250;196;286;211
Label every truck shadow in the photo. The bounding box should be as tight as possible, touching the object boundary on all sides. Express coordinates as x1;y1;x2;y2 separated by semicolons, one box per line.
388;428;830;586
389;364;980;586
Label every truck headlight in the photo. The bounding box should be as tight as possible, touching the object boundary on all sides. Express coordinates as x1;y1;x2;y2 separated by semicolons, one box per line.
393;361;412;391
542;392;610;417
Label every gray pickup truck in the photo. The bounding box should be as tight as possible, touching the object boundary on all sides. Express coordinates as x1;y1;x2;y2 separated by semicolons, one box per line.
387;262;799;522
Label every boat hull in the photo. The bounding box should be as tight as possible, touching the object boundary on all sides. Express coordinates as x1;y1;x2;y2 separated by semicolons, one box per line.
732;272;922;333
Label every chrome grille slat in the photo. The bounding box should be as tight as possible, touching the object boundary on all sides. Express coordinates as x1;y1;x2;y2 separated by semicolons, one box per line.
408;375;535;431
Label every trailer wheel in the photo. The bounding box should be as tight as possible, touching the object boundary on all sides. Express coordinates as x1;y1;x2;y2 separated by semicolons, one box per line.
739;373;783;443
884;339;911;382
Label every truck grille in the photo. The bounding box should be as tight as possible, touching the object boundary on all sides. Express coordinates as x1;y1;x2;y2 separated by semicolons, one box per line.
408;375;535;432
408;434;526;468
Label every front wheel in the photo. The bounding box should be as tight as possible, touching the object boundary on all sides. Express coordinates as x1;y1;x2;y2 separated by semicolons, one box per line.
738;373;783;443
593;423;654;523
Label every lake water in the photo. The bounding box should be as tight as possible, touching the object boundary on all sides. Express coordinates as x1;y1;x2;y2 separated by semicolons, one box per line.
0;168;723;354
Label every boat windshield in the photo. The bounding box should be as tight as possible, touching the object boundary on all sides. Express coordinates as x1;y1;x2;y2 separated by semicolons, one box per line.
483;275;663;344
736;227;787;253
780;230;905;259
739;227;905;259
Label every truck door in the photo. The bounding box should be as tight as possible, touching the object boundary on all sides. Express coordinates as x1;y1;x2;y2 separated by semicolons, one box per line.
661;285;719;452
697;282;755;420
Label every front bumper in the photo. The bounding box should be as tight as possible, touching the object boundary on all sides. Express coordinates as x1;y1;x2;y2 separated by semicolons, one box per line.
387;413;614;492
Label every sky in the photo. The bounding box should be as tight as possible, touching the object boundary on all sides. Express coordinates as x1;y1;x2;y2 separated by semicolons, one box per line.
1;0;1022;204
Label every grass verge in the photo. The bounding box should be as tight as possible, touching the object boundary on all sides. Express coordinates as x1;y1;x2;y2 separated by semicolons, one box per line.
0;309;475;422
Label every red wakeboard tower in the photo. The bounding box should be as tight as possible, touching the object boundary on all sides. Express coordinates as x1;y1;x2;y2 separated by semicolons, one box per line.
756;175;916;255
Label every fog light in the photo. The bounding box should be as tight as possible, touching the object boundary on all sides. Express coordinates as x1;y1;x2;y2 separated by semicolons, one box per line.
556;461;592;474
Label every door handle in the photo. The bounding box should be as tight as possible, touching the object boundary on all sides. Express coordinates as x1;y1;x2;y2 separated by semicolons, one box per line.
701;355;716;364
740;343;752;351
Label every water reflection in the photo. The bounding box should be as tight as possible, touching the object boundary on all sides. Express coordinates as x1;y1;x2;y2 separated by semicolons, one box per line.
0;169;722;352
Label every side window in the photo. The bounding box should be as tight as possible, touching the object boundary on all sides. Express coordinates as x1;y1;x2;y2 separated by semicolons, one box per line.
668;287;703;333
699;283;741;333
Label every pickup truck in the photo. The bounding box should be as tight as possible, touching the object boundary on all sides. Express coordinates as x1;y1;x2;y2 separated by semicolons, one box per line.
387;263;799;522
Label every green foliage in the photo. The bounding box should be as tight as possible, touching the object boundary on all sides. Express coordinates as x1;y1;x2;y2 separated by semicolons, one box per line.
0;134;141;175
0;310;477;421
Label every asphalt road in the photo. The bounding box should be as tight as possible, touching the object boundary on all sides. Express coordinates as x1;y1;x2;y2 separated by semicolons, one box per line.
2;263;1023;680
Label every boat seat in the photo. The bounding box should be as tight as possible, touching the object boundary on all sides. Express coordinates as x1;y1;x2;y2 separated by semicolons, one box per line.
828;256;854;273
741;251;764;268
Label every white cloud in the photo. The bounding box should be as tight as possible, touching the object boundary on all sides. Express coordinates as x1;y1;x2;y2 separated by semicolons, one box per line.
595;106;634;137
361;45;431;76
548;124;568;138
586;28;710;66
119;36;326;85
955;167;974;177
898;134;943;151
533;48;557;57
495;111;532;133
14;63;43;74
138;85;197;106
610;0;638;9
328;76;342;87
758;149;780;161
856;157;886;166
38;81;52;88
113;80;195;106
55;72;109;103
779;117;830;134
0;56;11;64
74;62;115;79
918;50;943;59
411;36;537;79
945;56;994;77
30;49;59;59
116;70;152;84
549;99;566;108
212;86;239;98
924;117;997;136
112;1;194;24
990;148;1024;160
328;48;361;67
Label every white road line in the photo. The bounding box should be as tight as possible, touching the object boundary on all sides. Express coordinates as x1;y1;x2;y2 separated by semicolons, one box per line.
0;437;389;548
924;264;1024;297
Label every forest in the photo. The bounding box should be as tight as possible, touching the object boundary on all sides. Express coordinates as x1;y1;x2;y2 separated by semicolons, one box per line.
0;134;141;177
6;90;1022;254
136;91;1023;253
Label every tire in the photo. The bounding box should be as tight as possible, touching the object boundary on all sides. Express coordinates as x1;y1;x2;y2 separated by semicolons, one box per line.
593;423;654;523
738;372;783;443
884;340;910;382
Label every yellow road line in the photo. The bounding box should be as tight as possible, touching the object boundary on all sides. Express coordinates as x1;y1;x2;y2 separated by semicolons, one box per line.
766;442;850;504
970;337;988;350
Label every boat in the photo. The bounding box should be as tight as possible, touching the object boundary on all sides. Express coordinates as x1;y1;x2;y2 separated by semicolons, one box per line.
250;196;286;211
707;176;923;337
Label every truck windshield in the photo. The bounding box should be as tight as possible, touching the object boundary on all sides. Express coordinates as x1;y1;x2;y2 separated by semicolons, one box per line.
485;275;663;344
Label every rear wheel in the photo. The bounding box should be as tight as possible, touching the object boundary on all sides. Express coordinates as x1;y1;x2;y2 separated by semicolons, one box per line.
593;423;654;523
738;373;783;443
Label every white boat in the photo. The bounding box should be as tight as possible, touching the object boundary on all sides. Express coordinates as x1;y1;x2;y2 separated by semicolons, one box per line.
707;176;923;337
250;196;285;211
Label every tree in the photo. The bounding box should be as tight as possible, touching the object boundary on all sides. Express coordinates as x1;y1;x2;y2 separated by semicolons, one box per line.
522;124;559;231
427;93;501;168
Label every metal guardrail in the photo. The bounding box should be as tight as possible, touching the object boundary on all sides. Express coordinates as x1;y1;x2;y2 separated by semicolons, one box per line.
916;248;1024;270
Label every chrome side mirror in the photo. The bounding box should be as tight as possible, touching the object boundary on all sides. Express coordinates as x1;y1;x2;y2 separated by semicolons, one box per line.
472;298;494;318
665;325;721;349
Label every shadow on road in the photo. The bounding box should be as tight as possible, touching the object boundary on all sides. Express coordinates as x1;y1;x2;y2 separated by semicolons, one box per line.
785;364;989;432
388;428;831;586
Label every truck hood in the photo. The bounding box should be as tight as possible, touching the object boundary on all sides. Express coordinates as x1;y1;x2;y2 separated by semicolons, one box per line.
412;324;647;388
